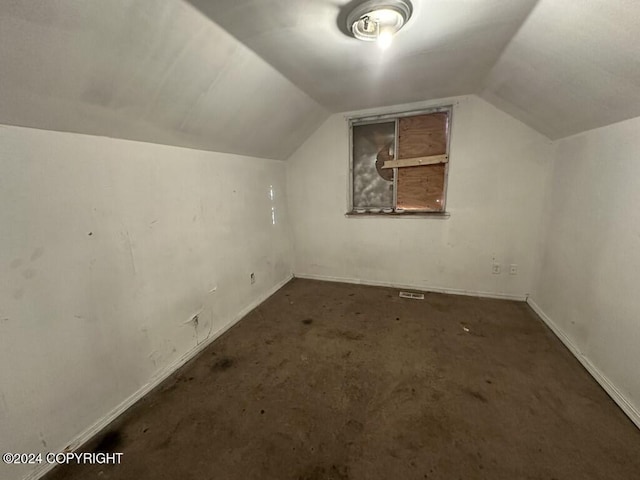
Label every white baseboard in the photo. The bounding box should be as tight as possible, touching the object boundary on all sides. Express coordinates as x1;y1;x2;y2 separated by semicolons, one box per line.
26;274;293;480
293;273;527;301
527;297;640;430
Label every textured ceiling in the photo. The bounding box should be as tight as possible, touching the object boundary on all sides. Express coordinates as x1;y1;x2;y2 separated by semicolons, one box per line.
0;0;327;160
189;0;540;112
1;0;638;156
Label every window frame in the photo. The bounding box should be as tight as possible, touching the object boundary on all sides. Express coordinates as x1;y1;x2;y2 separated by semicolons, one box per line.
347;105;453;217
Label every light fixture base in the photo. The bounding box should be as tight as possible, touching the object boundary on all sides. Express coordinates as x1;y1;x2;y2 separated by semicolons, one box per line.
345;0;413;43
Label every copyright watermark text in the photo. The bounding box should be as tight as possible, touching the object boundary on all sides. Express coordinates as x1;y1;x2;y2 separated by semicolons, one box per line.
3;452;123;465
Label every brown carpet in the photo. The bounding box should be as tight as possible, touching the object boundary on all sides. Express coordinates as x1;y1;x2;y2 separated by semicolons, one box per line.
46;278;640;480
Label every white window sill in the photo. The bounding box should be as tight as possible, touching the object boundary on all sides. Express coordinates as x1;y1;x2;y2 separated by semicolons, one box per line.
345;211;450;219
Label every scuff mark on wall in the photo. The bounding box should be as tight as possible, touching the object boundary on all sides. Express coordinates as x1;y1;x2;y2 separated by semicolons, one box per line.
183;307;203;327
22;268;37;280
147;350;159;369
30;247;45;261
123;230;137;274
196;311;214;346
183;307;204;347
10;258;23;269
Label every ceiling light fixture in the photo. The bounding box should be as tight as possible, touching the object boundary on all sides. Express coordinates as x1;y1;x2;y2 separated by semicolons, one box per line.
346;0;413;50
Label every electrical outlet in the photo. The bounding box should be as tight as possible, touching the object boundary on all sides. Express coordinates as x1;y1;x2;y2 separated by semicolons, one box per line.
492;263;501;275
509;264;518;275
250;272;255;284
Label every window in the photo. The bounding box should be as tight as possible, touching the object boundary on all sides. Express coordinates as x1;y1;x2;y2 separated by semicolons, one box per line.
349;107;451;215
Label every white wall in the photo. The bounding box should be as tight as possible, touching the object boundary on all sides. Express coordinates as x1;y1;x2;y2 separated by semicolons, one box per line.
0;125;293;480
530;115;640;426
286;95;553;299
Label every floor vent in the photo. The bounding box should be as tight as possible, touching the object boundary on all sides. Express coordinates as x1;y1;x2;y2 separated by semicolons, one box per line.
399;291;425;300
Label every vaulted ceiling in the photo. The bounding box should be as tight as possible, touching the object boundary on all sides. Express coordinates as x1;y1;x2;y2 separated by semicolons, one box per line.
482;0;640;139
1;0;639;159
189;0;539;112
0;1;327;159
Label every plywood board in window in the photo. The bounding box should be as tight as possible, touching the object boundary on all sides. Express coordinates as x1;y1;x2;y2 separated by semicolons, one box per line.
396;164;445;211
396;113;447;211
397;113;447;159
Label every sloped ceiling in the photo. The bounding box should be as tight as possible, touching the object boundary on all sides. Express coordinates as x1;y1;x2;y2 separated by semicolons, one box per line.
190;0;540;112
1;1;638;155
481;0;640;139
0;0;328;160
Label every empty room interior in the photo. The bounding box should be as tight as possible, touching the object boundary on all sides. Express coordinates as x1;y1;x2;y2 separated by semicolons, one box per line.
2;1;640;479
